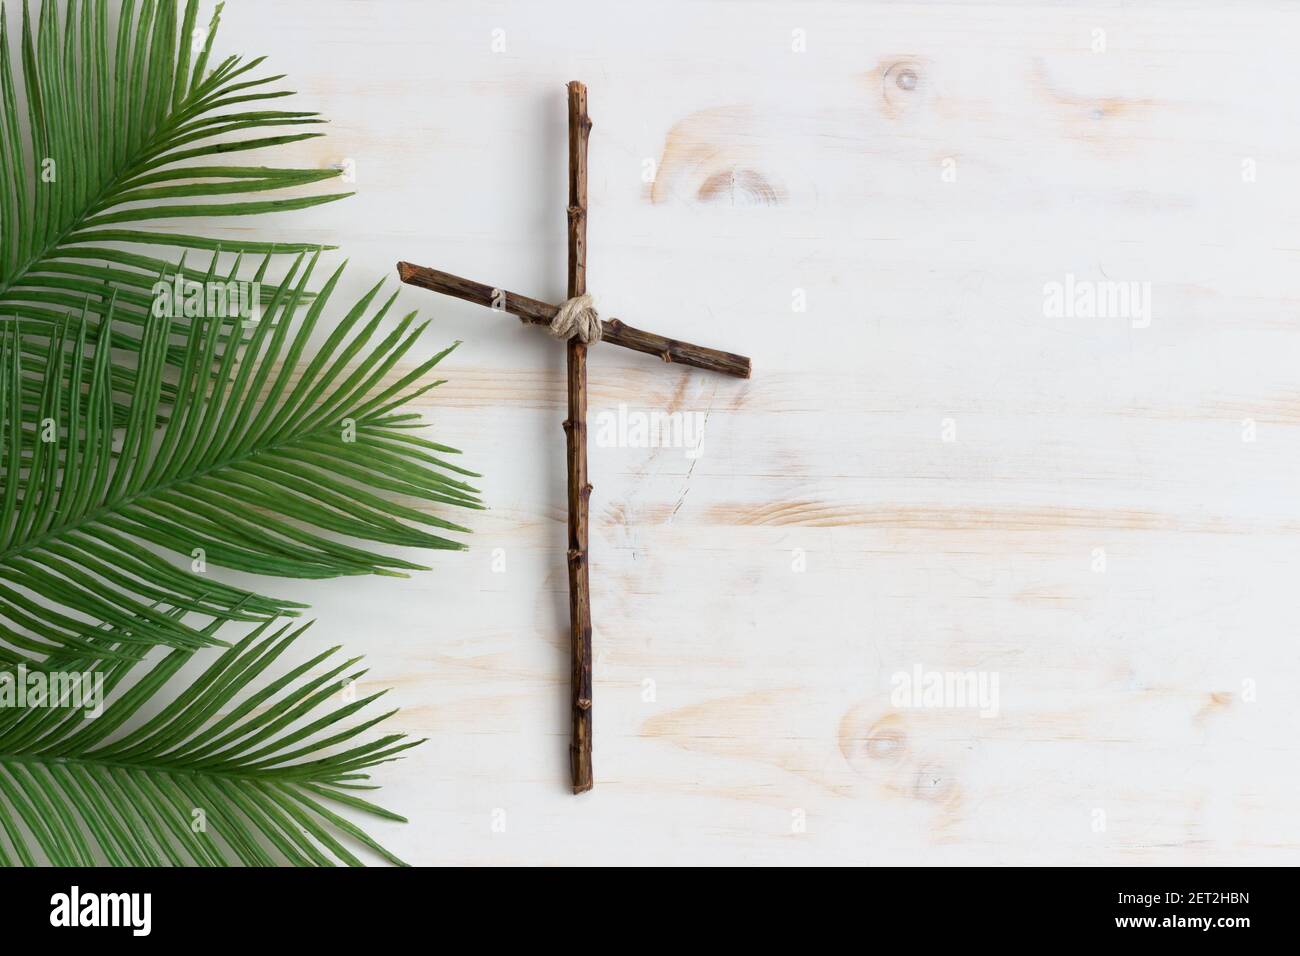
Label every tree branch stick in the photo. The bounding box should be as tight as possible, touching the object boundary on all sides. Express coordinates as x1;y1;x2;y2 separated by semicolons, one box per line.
565;81;594;795
395;262;752;380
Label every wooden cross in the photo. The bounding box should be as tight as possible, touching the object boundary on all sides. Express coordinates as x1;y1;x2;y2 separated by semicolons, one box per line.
397;82;752;793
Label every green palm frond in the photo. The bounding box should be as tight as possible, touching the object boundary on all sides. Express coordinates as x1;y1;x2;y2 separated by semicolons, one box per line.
0;251;481;665
0;0;345;351
0;0;460;866
0;617;418;866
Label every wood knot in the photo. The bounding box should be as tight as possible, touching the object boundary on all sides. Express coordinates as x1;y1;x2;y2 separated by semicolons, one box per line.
911;763;960;807
695;167;783;207
875;57;930;120
577;697;592;710
838;709;909;773
883;60;922;93
866;726;907;762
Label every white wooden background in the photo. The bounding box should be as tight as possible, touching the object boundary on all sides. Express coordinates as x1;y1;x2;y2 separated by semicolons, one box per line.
201;0;1300;864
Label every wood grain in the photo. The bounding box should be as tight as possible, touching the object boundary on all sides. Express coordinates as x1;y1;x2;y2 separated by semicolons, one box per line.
205;0;1300;866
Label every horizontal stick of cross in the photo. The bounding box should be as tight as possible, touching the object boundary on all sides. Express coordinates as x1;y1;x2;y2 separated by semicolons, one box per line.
395;264;752;380
397;82;752;793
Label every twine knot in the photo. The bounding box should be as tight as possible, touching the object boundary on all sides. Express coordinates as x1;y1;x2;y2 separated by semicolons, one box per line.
546;294;603;344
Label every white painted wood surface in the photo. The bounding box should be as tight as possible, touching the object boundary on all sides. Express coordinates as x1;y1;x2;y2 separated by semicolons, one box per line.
202;0;1300;864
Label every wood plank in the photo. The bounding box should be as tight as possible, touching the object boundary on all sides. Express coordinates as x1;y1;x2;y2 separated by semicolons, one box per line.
191;0;1300;864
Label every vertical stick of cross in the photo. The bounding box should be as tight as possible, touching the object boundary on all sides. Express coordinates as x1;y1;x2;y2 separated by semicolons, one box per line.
564;82;595;792
397;82;752;793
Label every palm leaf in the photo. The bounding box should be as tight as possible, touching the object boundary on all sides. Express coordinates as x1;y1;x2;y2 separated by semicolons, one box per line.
0;0;346;355
0;616;419;866
0;250;481;665
0;0;461;867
